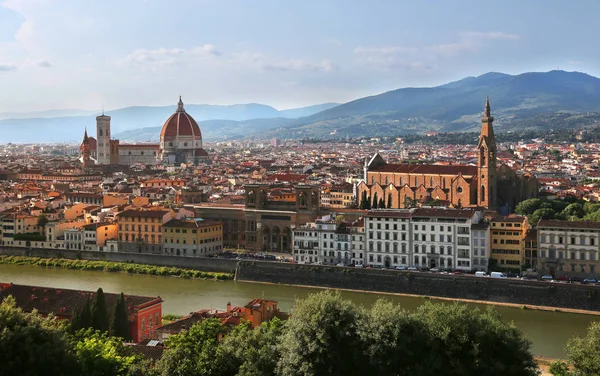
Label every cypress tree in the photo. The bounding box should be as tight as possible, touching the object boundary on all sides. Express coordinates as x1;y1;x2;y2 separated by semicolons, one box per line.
110;292;131;341
79;296;92;330
379;198;385;209
91;288;109;333
372;193;378;209
360;191;368;210
387;194;392;208
365;196;371;210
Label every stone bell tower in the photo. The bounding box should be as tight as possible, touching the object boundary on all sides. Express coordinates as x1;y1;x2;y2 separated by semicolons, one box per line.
477;97;497;209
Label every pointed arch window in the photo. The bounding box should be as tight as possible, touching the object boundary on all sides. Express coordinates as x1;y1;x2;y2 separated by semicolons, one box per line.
481;185;486;202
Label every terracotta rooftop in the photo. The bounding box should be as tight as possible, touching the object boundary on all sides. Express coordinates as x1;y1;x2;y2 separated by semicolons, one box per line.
538;220;600;230
370;163;477;176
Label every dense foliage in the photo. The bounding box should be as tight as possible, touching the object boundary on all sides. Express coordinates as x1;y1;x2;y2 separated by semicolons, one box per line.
550;321;600;376
0;255;232;280
0;296;142;376
151;291;538;376
10;290;600;376
515;198;600;225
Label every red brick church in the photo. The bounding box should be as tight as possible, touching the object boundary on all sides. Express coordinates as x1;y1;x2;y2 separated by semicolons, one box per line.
357;98;538;211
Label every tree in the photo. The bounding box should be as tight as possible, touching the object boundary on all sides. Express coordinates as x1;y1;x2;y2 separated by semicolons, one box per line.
550;321;600;376
378;198;385;209
358;300;430;376
71;296;92;332
37;213;48;228
72;329;140;376
561;203;584;220
515;198;543;215
155;318;226;376
0;295;80;375
215;318;284;376
359;191;368;210
110;292;131;341
414;302;538;376
90;288;109;333
387;194;392;208
529;208;556;225
277;290;368;376
372;193;379;209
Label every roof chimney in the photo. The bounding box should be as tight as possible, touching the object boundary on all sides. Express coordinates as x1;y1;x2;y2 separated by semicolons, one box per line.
226;301;232;312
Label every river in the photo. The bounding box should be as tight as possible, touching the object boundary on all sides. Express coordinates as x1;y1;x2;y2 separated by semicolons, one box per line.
0;264;597;358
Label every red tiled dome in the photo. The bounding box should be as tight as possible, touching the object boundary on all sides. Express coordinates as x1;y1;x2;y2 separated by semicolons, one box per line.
160;97;202;141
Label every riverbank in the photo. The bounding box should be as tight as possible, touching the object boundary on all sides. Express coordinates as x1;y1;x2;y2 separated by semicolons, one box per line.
0;255;233;280
238;279;600;316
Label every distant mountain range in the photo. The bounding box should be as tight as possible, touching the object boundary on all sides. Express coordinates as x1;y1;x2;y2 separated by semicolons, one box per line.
3;70;600;143
0;102;340;143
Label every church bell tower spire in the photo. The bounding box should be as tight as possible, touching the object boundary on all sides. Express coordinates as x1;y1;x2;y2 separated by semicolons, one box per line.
477;96;497;209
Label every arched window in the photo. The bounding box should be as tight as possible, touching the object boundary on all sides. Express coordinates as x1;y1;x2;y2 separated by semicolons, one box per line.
430;177;433;187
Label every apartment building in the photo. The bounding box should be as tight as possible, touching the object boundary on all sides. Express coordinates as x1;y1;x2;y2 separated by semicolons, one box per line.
489;215;530;271
117;209;172;253
82;222;119;251
162;218;223;256
471;222;490;272
363;208;486;271
537;220;600;278
292;215;360;265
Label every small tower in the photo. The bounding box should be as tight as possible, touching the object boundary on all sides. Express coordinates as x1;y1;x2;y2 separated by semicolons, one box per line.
80;128;91;169
477;97;497;209
96;109;111;165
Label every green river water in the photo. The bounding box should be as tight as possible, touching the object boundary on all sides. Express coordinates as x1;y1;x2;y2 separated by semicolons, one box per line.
0;264;597;358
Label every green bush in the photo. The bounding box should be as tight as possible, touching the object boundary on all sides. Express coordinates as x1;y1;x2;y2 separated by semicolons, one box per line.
0;255;233;281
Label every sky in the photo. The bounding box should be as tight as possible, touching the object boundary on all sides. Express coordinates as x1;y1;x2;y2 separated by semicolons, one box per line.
1;0;599;113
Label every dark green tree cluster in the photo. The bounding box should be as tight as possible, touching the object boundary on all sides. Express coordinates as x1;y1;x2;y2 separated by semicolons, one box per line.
152;291;538;376
71;288;131;341
0;295;141;376
514;197;600;225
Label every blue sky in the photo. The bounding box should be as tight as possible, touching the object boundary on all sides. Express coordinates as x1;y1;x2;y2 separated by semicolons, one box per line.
1;0;598;112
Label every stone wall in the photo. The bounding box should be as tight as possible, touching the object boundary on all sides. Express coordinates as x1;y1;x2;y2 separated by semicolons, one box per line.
235;261;600;311
0;246;238;274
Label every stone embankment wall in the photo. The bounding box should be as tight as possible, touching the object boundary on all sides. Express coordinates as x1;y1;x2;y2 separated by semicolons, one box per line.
235;261;600;311
0;246;238;273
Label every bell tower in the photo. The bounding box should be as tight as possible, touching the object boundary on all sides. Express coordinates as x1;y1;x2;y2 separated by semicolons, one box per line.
80;128;91;169
96;110;111;165
477;97;497;208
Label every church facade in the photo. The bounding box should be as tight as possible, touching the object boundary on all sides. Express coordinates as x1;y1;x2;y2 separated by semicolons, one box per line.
357;98;538;211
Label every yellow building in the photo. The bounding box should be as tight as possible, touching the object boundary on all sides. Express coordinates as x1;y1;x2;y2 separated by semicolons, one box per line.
490;215;530;271
117;209;172;253
163;218;223;257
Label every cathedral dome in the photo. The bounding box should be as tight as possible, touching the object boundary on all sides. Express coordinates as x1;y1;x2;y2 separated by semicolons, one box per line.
160;96;202;141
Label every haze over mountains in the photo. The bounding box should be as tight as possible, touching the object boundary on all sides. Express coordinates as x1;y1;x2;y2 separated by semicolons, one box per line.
2;70;600;143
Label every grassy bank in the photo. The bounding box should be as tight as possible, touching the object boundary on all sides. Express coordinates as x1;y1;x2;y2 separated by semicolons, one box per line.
0;255;233;280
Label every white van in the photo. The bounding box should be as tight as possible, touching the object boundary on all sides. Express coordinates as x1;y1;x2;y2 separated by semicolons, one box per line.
475;271;487;277
490;272;507;279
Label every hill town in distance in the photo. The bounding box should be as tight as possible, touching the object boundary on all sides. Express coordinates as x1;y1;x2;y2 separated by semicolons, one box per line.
4;73;600;374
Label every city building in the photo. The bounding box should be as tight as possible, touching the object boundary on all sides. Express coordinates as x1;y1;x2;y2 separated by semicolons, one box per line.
82;222;119;251
0;283;163;342
537;220;600;278
524;229;538;270
117;209;172;253
162;218;223;257
320;183;355;209
358;98;538;211
489;215;530;271
292;215;356;265
471;222;490;272
364;208;486;271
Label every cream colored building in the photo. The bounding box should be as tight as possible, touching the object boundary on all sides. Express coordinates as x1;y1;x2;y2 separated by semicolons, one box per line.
537;220;600;278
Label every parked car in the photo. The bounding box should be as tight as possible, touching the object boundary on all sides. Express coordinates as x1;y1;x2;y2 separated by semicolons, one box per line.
430;267;440;273
557;275;568;281
475;271;487;277
335;263;345;267
568;276;581;283
354;263;364;268
407;266;418;271
491;272;508;279
541;275;553;281
395;265;407;270
581;278;597;285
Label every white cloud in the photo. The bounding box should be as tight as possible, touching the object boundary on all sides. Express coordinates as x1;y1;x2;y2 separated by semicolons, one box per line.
0;64;17;72
355;31;520;69
262;58;336;72
118;44;222;67
36;59;53;68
